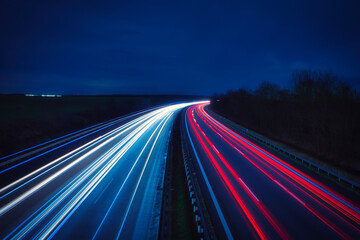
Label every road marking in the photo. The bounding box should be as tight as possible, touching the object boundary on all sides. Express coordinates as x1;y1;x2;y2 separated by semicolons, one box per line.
185;109;234;240
213;145;219;153
238;177;259;202
275;180;305;206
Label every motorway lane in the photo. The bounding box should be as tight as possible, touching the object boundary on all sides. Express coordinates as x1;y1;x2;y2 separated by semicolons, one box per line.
0;102;201;239
185;103;360;240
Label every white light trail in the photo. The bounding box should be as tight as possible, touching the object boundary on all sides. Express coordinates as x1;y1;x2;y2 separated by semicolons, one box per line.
1;101;203;239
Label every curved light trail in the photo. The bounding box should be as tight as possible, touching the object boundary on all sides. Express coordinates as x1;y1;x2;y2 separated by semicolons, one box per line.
0;102;203;239
185;103;360;239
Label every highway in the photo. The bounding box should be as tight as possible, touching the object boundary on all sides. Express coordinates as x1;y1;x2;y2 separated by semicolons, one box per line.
185;103;360;239
0;102;200;239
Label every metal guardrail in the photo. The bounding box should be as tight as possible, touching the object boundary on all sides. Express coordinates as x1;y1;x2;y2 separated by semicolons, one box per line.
160;111;213;240
180;119;211;240
181;137;207;239
207;108;360;192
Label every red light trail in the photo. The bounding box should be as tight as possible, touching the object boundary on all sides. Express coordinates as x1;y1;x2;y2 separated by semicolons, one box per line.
186;103;360;239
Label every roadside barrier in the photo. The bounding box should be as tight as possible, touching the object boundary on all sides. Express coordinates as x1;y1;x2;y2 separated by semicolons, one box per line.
207;108;360;193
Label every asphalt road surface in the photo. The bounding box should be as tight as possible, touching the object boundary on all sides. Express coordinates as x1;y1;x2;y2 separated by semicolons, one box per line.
0;102;201;239
185;103;360;240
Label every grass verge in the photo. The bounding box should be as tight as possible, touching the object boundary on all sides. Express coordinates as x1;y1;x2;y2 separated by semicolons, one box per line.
159;112;198;239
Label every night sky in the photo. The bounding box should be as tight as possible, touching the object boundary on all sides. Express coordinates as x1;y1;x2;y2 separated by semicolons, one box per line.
1;0;359;95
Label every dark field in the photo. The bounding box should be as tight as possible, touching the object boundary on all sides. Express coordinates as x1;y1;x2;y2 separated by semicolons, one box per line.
0;94;203;158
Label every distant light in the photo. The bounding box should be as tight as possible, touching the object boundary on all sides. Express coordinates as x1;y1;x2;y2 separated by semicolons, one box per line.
41;94;62;97
25;94;62;97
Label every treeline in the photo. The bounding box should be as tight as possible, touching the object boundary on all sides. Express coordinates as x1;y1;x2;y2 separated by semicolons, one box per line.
211;70;360;173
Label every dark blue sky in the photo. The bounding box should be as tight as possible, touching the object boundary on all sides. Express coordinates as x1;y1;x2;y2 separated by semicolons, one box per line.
1;0;359;95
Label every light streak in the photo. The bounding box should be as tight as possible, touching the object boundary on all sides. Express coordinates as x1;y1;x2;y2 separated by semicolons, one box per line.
0;104;177;162
189;103;360;239
92;113;172;239
116;113;173;239
185;108;234;240
0;113;152;197
12;112;163;239
0;111;160;215
188;107;268;239
1;101;203;239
